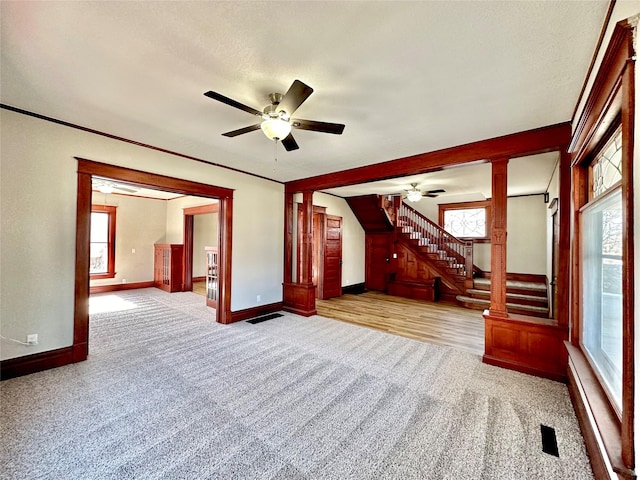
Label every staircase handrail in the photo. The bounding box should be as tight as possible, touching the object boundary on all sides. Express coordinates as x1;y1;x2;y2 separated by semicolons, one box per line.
397;201;475;282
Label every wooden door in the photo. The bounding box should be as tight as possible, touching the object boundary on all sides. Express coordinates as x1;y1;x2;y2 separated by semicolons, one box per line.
365;233;390;291
321;215;343;299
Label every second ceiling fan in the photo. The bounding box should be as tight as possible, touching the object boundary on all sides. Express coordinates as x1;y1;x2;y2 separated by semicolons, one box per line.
204;79;345;151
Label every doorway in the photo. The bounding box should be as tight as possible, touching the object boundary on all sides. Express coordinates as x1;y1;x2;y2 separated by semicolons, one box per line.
297;205;343;299
183;203;219;309
74;158;234;363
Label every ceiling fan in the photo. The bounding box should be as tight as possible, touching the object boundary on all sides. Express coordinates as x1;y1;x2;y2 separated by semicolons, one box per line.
204;79;345;151
92;178;139;195
402;183;446;202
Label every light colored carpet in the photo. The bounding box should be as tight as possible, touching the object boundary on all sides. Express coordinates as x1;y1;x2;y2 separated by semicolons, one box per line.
0;289;593;479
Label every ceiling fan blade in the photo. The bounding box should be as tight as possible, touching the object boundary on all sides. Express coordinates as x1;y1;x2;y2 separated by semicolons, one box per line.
281;133;299;151
292;118;345;135
426;189;446;194
278;80;313;116
204;91;262;116
114;186;138;193
221;124;262;137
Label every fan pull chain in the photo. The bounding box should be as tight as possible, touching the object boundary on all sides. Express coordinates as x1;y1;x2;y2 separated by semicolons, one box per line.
273;139;278;174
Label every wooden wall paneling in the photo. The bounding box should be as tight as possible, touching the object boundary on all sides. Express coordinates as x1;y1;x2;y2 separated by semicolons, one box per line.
483;314;567;381
286;123;570;193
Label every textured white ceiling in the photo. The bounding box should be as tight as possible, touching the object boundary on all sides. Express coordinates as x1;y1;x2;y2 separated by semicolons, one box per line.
1;1;607;188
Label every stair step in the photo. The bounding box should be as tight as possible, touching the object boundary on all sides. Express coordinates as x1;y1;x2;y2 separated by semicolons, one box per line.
456;295;549;318
473;278;547;296
467;289;548;306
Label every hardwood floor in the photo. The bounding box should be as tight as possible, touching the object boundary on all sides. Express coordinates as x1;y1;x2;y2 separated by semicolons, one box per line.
192;280;206;296
316;291;485;355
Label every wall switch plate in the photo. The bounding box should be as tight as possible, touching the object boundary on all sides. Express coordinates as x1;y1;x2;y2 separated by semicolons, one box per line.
26;334;38;345
131;248;136;254
256;295;261;302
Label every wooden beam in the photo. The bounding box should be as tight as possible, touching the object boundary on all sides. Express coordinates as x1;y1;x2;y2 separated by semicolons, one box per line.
286;123;570;193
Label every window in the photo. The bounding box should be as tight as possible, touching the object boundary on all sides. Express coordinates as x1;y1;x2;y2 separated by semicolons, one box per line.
581;130;624;411
581;187;622;409
90;205;116;278
438;201;491;240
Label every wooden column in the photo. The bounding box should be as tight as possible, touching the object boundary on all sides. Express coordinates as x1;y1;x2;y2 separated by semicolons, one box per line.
282;191;317;316
283;191;294;284
299;191;314;284
488;157;509;317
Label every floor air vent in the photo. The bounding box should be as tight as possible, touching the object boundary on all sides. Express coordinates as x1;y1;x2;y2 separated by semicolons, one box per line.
247;313;284;324
540;424;559;457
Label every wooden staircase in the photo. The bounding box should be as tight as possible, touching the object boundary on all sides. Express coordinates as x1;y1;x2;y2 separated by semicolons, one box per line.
347;195;550;318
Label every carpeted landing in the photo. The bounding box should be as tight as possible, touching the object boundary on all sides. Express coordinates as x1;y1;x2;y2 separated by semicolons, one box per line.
0;289;593;479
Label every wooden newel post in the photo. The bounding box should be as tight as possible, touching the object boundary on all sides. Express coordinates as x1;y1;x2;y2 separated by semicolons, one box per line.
464;241;474;289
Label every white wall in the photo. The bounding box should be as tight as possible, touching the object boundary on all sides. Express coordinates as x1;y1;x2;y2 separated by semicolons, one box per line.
0;109;284;361
164;196;217;243
506;195;547;275
193;213;218;277
90;193;167;286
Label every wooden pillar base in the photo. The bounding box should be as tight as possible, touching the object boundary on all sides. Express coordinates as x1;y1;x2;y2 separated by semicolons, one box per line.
483;309;568;382
282;282;317;317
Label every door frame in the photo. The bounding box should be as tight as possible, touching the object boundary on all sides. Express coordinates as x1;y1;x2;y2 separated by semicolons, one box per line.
74;158;234;363
183;203;220;293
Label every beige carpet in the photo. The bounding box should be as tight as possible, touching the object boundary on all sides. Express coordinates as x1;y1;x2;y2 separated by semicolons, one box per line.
0;289;593;479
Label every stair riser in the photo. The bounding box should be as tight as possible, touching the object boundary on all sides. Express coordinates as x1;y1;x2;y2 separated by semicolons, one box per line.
457;299;549;318
472;284;547;298
468;292;548;308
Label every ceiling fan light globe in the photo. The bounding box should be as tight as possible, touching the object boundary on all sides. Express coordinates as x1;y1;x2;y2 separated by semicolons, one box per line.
98;185;114;194
406;189;422;202
261;118;291;141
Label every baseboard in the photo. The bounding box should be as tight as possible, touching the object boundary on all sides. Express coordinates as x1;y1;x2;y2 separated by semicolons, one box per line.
192;276;206;282
482;354;566;383
231;302;283;323
89;281;154;294
1;346;74;381
342;283;366;295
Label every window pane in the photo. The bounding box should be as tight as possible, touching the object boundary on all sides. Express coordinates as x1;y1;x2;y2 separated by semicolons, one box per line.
90;242;108;274
444;208;486;237
91;212;109;242
582;188;622;409
592;131;622;198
